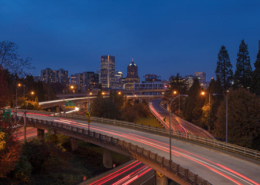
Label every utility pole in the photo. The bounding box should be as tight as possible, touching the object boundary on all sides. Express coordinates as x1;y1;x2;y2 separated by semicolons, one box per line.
24;111;27;143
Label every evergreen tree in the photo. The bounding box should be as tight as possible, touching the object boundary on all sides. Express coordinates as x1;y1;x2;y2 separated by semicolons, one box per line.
214;88;260;149
167;73;187;113
184;78;204;123
234;40;252;88
250;50;260;95
167;73;187;96
201;77;224;131
215;46;233;94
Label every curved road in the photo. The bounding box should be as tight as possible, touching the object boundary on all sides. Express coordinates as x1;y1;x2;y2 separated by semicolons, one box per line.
18;112;260;185
150;99;213;138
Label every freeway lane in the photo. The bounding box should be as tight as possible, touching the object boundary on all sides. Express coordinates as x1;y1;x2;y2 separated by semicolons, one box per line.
18;112;260;184
150;99;213;138
89;161;153;185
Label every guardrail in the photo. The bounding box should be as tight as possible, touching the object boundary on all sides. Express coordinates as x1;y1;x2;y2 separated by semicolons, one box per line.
20;116;211;185
14;109;260;160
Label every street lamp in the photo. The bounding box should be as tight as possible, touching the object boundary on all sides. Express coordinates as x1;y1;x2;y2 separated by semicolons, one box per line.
87;92;92;111
102;92;105;95
201;91;211;131
169;94;188;163
173;90;181;113
212;92;228;143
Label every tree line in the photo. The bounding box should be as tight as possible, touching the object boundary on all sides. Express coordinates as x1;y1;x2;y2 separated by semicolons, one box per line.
168;39;260;150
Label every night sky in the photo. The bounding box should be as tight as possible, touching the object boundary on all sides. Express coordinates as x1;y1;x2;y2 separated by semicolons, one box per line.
1;0;260;81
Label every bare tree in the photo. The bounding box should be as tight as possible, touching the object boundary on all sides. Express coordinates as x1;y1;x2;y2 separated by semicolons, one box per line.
0;41;33;75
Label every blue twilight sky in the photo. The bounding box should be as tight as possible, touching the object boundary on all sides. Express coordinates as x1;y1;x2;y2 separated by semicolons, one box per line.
1;0;260;81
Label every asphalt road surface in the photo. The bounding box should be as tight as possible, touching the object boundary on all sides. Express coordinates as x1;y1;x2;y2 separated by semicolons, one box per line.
17;111;260;185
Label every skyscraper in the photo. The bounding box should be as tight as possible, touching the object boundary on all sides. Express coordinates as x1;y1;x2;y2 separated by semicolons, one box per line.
125;59;140;90
55;68;69;86
83;72;99;91
259;40;260;51
71;73;83;90
101;55;115;88
41;68;56;84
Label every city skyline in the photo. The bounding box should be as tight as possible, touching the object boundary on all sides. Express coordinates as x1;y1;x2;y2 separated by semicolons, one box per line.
1;1;260;81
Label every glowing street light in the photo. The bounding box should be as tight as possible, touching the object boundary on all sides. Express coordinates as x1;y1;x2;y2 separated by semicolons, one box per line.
118;91;121;95
102;92;105;95
70;85;74;89
31;91;35;95
173;91;177;94
201;91;210;131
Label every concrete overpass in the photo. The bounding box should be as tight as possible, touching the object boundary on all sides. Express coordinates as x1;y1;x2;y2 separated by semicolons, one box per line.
39;95;164;109
15;111;260;185
56;89;166;98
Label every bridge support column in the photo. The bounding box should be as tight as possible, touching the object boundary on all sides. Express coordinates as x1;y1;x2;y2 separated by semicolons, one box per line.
37;128;45;142
156;171;168;185
167;103;170;111
70;137;78;151
103;148;112;168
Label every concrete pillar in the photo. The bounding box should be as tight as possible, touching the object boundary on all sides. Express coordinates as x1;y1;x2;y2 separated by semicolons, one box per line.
156;171;168;185
167;103;170;111
70;137;78;151
103;148;112;168
56;106;60;112
37;128;45;142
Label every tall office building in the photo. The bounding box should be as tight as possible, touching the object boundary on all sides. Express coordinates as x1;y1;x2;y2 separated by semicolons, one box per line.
194;72;206;84
71;73;83;90
55;68;69;86
97;69;101;84
114;71;123;88
101;55;115;88
184;75;196;89
83;72;99;91
125;59;140;90
41;68;56;84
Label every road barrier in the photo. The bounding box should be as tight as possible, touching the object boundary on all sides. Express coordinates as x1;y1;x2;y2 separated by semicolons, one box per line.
14;109;260;161
19;116;211;185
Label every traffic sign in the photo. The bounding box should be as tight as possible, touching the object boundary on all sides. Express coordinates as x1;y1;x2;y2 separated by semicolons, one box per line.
2;109;11;121
87;119;91;123
65;101;75;109
86;111;90;119
163;117;167;122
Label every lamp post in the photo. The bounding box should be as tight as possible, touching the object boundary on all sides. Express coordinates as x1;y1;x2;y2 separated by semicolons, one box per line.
212;92;228;143
201;91;211;131
88;92;92;111
169;94;188;163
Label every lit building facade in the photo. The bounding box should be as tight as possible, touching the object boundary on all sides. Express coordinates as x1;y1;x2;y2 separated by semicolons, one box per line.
134;81;167;95
144;74;161;82
125;59;140;90
71;73;83;90
83;72;99;91
114;71;123;88
194;72;206;87
97;69;101;84
55;68;69;86
41;68;56;84
184;75;196;89
101;55;115;88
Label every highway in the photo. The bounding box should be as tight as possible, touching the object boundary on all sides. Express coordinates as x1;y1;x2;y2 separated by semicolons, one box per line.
17;112;260;184
149;99;213;138
89;161;154;185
